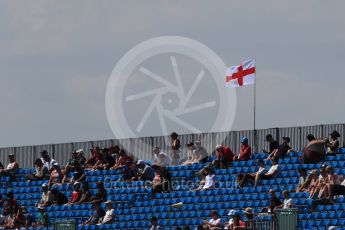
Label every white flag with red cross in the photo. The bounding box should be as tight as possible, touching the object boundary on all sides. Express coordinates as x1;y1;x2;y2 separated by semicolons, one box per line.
226;59;256;87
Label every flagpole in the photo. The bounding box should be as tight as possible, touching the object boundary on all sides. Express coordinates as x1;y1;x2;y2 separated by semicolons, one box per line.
253;58;257;153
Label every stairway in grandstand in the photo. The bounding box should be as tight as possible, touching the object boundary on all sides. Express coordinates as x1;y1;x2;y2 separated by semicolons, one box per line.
1;150;345;229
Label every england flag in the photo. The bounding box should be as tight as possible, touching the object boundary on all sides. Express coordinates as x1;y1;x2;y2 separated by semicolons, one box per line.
226;59;256;87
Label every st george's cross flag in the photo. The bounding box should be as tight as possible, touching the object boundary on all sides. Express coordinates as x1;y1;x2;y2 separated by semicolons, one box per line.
226;59;256;87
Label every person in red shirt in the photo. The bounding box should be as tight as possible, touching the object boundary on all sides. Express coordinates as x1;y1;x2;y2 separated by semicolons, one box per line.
233;137;252;161
65;182;82;205
214;145;234;168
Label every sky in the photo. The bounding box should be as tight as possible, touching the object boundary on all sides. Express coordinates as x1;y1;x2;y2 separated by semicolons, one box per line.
0;0;345;147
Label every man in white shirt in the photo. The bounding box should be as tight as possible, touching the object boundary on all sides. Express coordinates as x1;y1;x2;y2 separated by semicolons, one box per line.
276;190;294;209
152;147;171;167
99;200;115;225
258;159;280;181
237;160;266;188
202;170;216;190
0;153;19;178
41;152;57;171
203;210;224;229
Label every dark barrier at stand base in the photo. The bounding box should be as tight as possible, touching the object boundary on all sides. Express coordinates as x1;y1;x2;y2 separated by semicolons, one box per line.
54;220;76;230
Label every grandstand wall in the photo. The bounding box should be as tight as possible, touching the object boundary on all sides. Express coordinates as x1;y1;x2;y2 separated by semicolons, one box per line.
1;123;344;168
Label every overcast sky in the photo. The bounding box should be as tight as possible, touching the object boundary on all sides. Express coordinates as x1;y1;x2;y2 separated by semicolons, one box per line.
0;1;345;147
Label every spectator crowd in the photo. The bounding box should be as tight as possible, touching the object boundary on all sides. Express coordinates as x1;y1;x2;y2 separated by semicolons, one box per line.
0;130;343;229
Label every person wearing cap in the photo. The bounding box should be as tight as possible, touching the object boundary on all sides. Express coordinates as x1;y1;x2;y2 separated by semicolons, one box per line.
99;200;115;225
26;158;50;181
137;160;155;181
214;144;234;168
0;153;19;178
237;159;266;188
296;167;308;193
152;147;172;167
233;137;252;161
224;210;245;229
263;134;279;155
65;182;82;205
224;209;236;229
202;210;224;229
326;130;340;155
302;134;326;164
38;183;53;207
35;206;50;228
150;216;163;230
267;137;293;160
48;162;63;187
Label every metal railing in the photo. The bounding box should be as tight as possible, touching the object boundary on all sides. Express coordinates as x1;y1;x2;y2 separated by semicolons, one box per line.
275;208;298;230
246;209;298;230
54;220;76;230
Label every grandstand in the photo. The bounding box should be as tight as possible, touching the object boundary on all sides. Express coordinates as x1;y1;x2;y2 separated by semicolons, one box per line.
0;124;345;229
